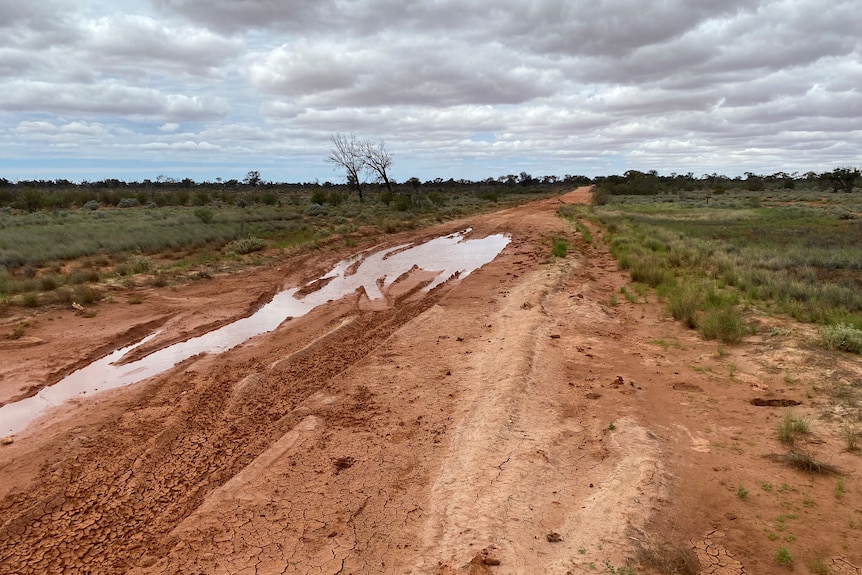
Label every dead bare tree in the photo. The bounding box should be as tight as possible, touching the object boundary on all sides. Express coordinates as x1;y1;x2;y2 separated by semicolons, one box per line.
361;138;394;194
326;132;365;200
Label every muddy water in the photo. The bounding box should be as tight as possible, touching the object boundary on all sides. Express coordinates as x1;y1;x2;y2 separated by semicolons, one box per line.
0;230;510;436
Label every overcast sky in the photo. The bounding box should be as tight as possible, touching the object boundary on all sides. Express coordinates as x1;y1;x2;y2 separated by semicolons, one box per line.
1;0;859;183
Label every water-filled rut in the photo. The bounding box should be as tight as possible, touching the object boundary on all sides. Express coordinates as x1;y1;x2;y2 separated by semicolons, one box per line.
0;230;510;436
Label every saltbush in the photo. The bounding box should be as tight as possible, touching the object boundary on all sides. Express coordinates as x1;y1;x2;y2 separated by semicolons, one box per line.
820;324;862;354
225;237;266;255
304;203;328;216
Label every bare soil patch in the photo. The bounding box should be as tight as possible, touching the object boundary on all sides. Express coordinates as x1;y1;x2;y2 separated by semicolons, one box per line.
1;188;860;574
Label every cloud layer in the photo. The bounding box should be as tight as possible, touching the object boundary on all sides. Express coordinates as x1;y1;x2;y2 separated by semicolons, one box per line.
1;0;859;182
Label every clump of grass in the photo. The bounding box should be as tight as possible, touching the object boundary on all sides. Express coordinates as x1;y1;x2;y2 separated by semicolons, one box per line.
667;283;700;328
9;321;27;339
773;546;794;567
193;207;214;224
736;485;749;500
820;324;862;354
620;286;637;303
842;424;859;452
698;305;745;343
628;253;674;288
551;237;568;258
835;478;846;500
125;255;153;275
67;266;100;284
72;285;101;305
636;544;699;575
575;222;593;244
225;237;267;255
777;410;810;445
602;559;635;575
20;291;40;307
808;554;831;575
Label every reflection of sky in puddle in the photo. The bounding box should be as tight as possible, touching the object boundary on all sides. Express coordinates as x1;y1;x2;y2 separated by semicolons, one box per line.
0;230;510;436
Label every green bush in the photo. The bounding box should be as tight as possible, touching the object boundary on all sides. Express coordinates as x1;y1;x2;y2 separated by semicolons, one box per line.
699;305;745;343
193;207;214;224
628;253;673;288
117;198;139;208
305;203;328;216
225;237;266;255
82;200;100;211
73;285;101;304
820;324;862;354
667;283;701;328
551;237;568;258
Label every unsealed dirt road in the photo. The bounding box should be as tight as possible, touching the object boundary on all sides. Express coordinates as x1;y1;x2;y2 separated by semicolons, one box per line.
1;188;860;574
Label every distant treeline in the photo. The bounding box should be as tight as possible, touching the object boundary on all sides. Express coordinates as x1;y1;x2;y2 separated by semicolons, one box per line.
592;167;860;203
0;172;592;212
1;168;858;212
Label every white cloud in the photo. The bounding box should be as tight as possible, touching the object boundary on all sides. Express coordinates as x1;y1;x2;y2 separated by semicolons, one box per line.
0;80;228;122
0;0;860;181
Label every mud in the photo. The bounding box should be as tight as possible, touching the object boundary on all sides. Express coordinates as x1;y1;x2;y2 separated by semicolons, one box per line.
1;188;860;574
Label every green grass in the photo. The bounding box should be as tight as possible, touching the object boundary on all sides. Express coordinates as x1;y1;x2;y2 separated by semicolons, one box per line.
777;410;810;445
736;485;749;500
773;546;794;567
594;190;862;350
808;554;832;575
835;478;846;500
551;237;569;257
820;324;862;354
0;187;561;307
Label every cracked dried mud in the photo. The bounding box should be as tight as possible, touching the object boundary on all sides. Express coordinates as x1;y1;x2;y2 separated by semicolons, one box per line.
1;188;860;574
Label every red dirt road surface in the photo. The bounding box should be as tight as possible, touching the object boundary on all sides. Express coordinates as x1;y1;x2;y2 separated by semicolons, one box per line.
1;188;860;574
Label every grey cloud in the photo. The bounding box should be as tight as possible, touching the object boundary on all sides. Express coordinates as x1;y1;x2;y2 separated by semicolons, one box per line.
82;15;244;78
153;0;325;32
0;81;228;122
2;0;861;181
250;36;558;108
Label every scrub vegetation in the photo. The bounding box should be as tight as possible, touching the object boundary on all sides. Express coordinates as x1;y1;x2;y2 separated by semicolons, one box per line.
0;175;582;309
560;170;862;351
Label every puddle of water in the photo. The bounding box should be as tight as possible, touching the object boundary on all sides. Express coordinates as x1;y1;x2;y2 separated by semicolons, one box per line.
0;230;510;436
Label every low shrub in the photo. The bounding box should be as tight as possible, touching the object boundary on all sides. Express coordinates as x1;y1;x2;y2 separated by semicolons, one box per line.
67;267;100;284
193;207;214;224
699;305;745;343
304;203;328;216
667;283;701;328
73;285;101;304
628;254;673;288
820;323;862;354
777;410;810;445
226;237;266;255
551;237;568;258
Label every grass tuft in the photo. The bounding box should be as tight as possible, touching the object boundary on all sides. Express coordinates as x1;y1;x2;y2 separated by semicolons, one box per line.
777;410;810;445
773;546;793;567
698;304;745;343
551;237;568;258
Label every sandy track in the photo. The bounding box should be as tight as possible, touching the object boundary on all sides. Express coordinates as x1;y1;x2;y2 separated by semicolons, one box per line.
1;188;860;574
